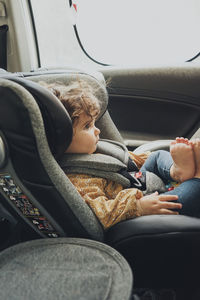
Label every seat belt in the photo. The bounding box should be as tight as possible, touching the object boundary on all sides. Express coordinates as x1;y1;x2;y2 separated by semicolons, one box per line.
0;24;8;70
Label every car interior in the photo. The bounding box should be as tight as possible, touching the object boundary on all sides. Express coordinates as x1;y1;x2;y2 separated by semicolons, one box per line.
1;1;200;299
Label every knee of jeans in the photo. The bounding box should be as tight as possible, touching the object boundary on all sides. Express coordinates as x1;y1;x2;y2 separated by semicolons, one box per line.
157;150;168;157
148;150;160;160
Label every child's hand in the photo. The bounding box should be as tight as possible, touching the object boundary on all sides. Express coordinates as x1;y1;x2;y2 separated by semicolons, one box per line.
137;191;182;216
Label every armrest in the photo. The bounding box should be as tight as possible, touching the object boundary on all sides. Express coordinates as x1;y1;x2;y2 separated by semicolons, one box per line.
105;215;200;287
106;215;200;241
133;140;172;154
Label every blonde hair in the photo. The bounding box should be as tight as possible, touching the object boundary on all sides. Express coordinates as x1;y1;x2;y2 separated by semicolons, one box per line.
40;80;100;126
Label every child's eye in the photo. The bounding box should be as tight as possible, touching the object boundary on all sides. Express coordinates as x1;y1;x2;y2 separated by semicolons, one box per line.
84;123;91;129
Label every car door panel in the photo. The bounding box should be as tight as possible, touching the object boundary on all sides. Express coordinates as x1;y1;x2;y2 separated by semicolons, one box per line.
101;64;200;148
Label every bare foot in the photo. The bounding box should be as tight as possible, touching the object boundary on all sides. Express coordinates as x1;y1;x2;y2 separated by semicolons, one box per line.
175;137;189;145
170;138;195;182
191;138;200;178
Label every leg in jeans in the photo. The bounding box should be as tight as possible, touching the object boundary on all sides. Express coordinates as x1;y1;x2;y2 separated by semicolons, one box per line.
140;150;200;216
163;178;200;217
140;150;173;183
140;140;195;183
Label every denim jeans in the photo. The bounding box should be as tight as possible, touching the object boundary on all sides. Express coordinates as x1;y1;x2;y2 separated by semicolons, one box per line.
140;150;200;217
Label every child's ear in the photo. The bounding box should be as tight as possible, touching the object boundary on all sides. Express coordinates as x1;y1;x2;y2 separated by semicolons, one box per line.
72;125;77;136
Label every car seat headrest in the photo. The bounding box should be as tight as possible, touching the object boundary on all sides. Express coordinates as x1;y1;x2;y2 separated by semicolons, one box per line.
8;73;108;158
7;76;73;159
27;73;108;119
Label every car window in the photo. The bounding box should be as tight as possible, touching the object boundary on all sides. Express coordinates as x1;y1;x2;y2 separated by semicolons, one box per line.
76;0;200;66
29;0;200;68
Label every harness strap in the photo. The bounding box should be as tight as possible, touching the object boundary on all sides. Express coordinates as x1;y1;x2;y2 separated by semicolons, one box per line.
121;170;146;190
59;152;131;187
59;139;167;193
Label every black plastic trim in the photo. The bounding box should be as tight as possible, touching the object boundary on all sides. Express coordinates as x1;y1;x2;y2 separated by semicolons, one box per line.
68;0;110;66
27;0;41;68
186;51;200;62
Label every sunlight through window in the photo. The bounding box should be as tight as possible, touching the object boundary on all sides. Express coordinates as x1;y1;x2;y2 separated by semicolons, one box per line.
76;0;200;66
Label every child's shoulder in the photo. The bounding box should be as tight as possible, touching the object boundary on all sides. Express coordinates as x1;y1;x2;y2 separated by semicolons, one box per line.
129;151;151;169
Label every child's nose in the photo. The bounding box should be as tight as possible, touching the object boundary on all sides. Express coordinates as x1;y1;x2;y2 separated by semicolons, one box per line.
95;127;100;135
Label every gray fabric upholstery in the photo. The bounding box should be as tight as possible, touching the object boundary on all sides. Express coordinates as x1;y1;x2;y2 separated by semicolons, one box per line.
96;111;124;143
145;171;167;194
96;139;129;163
61;153;126;172
0;238;133;300
60;139;131;187
27;73;108;120
61;155;130;188
133;140;172;154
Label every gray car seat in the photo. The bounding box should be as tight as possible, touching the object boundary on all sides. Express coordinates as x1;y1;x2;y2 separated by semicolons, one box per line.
1;69;200;288
0;238;133;300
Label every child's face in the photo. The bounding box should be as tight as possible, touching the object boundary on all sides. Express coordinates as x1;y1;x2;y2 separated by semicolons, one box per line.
66;112;100;154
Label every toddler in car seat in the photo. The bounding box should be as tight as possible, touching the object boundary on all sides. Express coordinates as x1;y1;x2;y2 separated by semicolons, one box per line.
41;80;200;229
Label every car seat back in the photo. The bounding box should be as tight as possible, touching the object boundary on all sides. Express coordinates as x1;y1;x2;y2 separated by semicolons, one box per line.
0;71;119;241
